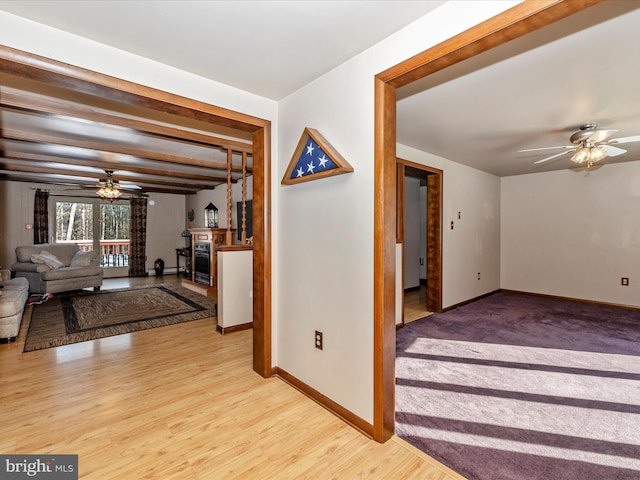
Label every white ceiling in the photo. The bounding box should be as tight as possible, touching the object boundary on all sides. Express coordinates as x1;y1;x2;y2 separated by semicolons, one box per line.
0;0;639;179
396;0;640;177
0;0;444;100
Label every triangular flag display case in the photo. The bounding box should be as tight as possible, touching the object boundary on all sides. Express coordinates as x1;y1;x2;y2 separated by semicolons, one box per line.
282;128;354;185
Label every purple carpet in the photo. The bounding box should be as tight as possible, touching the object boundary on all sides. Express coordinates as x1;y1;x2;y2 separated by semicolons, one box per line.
395;291;640;480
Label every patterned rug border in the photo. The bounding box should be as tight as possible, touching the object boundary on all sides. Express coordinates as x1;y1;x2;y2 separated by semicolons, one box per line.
23;284;217;353
62;286;207;333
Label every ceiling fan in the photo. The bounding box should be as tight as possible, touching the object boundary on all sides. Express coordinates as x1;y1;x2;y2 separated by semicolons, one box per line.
66;170;144;201
519;123;640;168
95;170;124;200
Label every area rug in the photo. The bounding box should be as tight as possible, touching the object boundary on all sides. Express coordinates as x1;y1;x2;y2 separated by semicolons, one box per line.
24;285;217;352
396;291;640;480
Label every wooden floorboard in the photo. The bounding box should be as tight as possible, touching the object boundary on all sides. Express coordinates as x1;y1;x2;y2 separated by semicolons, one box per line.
0;274;463;479
405;284;433;323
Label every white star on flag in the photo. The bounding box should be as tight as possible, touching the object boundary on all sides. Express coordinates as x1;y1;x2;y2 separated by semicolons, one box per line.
296;167;304;178
318;155;328;168
307;161;316;174
306;143;315;155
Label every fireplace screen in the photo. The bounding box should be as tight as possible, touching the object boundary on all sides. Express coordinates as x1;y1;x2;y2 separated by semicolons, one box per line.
194;242;210;285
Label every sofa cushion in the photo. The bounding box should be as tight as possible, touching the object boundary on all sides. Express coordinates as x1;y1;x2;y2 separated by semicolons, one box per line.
40;266;103;281
31;251;64;270
0;290;26;317
0;277;29;291
70;250;99;267
10;262;51;273
0;278;29;317
16;244;79;266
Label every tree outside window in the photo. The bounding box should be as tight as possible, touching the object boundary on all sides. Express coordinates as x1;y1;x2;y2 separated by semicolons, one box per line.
55;201;130;267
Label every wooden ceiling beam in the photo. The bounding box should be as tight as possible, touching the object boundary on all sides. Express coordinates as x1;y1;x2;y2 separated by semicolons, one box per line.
0;174;202;195
1;151;239;184
0;88;253;154
0;162;227;189
2;128;251;172
0;46;264;134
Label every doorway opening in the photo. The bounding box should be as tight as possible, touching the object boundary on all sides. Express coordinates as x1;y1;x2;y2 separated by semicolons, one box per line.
0;45;272;378
374;1;596;443
397;158;442;327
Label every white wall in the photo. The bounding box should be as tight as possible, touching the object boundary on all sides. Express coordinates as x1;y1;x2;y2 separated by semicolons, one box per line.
501;161;640;307
217;249;253;329
396;243;404;326
398;145;501;308
277;2;514;423
146;193;188;273
403;176;421;289
0;181;40;267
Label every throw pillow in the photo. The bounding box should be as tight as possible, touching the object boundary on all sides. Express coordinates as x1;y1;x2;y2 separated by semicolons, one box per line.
70;250;98;267
30;254;46;264
31;251;65;270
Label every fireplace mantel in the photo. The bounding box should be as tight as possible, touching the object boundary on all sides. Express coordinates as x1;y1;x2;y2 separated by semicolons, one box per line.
181;228;235;297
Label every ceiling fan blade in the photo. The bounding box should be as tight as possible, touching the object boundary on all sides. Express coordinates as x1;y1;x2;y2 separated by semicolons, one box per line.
608;135;640;145
534;150;572;164
602;145;626;157
518;145;574;152
586;129;617;143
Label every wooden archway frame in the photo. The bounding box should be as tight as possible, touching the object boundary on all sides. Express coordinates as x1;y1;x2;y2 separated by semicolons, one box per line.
0;46;272;377
373;0;603;442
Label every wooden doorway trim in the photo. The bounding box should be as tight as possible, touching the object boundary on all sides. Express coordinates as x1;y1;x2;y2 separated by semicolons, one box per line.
0;45;272;377
398;158;442;314
373;0;603;443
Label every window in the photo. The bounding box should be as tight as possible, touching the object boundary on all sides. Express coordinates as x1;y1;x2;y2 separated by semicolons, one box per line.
55;201;93;245
55;200;130;268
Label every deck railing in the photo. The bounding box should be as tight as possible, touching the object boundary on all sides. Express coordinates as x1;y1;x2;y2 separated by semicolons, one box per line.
65;240;130;267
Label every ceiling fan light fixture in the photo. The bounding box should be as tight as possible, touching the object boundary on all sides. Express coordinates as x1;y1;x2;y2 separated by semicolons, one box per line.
96;183;122;200
570;144;607;167
570;146;590;164
589;145;607;164
95;171;122;201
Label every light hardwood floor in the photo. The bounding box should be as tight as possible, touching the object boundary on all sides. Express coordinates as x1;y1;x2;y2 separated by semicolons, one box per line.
404;284;432;324
1;275;463;479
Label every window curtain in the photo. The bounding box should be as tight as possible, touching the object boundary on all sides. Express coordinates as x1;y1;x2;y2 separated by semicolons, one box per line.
128;197;148;277
33;189;49;244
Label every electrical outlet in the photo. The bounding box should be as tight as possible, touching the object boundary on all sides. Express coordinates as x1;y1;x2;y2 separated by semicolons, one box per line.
477;272;481;280
315;330;323;350
450;221;454;230
621;277;629;286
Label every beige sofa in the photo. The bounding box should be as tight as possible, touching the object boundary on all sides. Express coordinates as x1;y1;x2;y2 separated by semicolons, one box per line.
11;243;103;294
0;268;29;343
